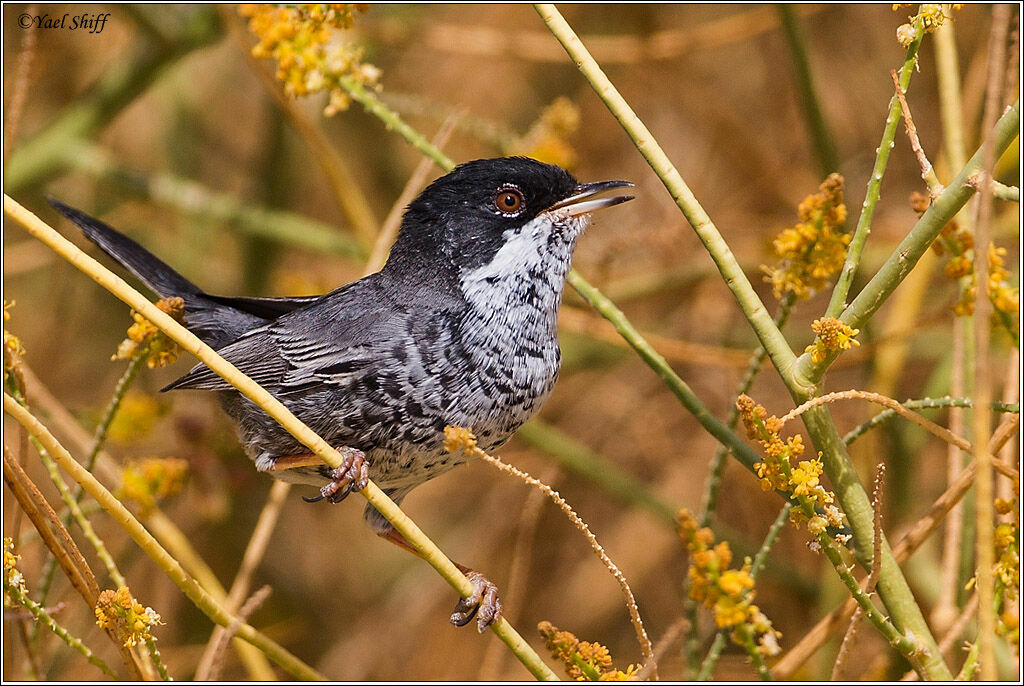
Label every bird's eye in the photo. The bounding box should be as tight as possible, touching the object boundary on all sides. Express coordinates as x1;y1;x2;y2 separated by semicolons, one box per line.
494;187;525;215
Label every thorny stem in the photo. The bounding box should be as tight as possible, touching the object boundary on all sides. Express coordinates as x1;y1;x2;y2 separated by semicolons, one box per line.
824;23;925;320
144;636;171;681
4;196;558;682
842;396;1018;446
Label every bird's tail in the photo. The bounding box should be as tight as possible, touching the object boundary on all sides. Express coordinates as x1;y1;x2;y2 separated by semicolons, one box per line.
49;199;201;300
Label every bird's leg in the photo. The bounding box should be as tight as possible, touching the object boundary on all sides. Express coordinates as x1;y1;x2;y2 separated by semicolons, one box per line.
378;527;503;632
277;446;370;504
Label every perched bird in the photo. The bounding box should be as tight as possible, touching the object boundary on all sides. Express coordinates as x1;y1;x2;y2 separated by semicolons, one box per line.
51;156;633;630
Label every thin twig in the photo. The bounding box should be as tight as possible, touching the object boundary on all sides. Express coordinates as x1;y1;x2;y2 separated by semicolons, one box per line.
4;196;555;681
697;503;791;680
195;481;290;678
973;7;1011;677
196;585;273;681
891;69;943;195
478;466;561;680
3;446;144;679
780;389;974;455
772;416;1019;679
4;395;325;680
824;20;925;319
467;441;655;676
533;4;796;379
2;574;118;679
831;463;886;680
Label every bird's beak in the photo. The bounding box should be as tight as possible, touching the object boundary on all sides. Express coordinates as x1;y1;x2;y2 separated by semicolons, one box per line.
545;180;635;217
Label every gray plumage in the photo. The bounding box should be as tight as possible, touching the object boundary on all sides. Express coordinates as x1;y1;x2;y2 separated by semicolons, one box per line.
50;157;633;534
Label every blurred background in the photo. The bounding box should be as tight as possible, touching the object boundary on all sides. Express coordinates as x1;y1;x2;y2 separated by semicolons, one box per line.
3;4;1019;681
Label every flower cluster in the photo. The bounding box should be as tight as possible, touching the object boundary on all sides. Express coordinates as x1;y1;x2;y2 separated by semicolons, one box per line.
737;395;846;540
107;391;165;445
443;424;481;456
510;97;581;170
240;4;378;116
113;297;185;368
918;192;977;316
804;317;861;364
894;4;962;48
118;457;190;515
3;538;27;602
538;621;640;680
94;587;162;647
994;496;1019;648
677;510;781;657
987;243;1020;333
762;173;850;300
3;301;25;394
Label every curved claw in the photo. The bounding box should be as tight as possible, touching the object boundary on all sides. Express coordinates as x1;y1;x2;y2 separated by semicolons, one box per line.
450;570;502;632
304;447;369;504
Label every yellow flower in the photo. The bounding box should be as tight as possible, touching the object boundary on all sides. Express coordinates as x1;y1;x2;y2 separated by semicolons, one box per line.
805;317;860;363
94;587;162;647
538;621;630;680
762;174;850;300
241;4;377;117
113;297;185;368
118;457;190;515
678;508;780;654
3;538;27;599
443;425;479;455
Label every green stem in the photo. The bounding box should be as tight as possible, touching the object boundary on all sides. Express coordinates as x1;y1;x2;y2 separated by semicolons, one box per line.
736;625;772;680
825;22;925;319
3;576;119;679
533;4;797;379
990;180;1019;202
145;636;172;681
955;642;980;680
4;394;326;681
777;5;839;176
35;345;150;635
842;396;1019;446
796;99;1020;386
5;7;223;192
340;77;456;172
688;294;795;677
567;271;763;473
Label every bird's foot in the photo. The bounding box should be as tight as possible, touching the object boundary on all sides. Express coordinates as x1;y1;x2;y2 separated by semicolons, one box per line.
450;567;502;632
302;447;369;504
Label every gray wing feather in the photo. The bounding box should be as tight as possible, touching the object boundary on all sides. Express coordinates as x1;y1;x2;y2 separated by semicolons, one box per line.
163;276;413;393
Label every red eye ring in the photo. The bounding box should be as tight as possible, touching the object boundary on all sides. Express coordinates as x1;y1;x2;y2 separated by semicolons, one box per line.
494;187;525;215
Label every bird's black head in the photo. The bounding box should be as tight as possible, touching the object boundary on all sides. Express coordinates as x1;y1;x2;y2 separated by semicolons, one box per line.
385;157;632;280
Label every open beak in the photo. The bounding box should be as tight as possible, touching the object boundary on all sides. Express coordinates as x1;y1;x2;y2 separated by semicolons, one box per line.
545;180;635;217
